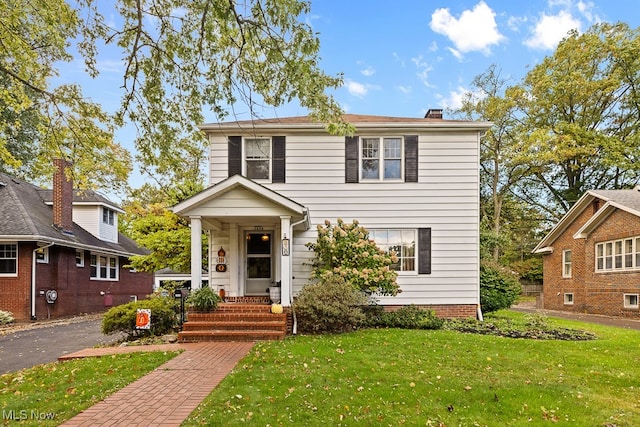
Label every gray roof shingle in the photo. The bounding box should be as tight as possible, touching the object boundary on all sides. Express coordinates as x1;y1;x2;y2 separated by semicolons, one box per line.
0;172;146;256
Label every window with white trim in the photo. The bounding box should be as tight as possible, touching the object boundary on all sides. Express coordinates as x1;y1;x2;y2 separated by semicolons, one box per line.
370;229;416;272
624;294;639;309
245;138;271;180
35;247;49;264
0;243;17;275
564;293;574;305
76;250;84;267
361;137;403;181
596;236;640;272
90;253;118;280
102;207;115;225
562;249;572;278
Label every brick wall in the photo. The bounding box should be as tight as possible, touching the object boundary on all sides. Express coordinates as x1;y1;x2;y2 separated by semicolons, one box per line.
0;242;34;321
383;304;478;319
542;205;640;319
1;243;153;321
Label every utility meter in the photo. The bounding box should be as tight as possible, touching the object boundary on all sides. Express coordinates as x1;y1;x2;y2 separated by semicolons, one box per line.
45;289;58;304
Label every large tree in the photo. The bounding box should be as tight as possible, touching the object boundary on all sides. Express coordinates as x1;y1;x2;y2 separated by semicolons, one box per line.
0;0;131;190
457;64;531;261
1;0;347;191
513;22;640;217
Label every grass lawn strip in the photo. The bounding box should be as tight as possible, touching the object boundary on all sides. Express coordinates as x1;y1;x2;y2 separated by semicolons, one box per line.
0;351;180;426
183;311;640;426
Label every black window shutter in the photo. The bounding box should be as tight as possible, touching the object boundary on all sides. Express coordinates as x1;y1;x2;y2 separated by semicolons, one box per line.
404;135;418;182
418;227;432;274
345;136;359;183
272;136;286;183
228;136;242;177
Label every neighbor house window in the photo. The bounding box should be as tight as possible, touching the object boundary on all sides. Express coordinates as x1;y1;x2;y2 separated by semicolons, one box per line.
35;247;49;264
624;294;639;309
245;138;271;180
102;207;115;225
76;250;84;267
562;249;572;278
596;236;640;272
361;137;403;181
0;243;17;275
90;253;118;280
370;229;416;272
564;293;574;305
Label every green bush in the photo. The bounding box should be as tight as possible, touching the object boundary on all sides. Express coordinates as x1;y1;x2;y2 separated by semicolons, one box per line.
294;277;369;333
480;260;521;313
0;310;14;325
102;296;178;339
306;219;400;296
186;286;221;312
366;305;444;330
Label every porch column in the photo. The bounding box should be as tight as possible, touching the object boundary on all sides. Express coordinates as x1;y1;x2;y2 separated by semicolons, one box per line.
190;216;202;289
280;215;291;306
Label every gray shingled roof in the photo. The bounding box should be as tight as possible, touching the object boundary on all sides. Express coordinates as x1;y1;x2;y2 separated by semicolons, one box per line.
0;172;146;256
589;189;640;213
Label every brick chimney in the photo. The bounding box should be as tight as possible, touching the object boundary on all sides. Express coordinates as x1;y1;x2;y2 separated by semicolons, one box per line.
425;108;443;119
53;158;74;234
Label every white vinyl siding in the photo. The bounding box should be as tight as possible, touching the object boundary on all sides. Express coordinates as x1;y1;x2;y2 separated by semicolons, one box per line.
209;130;480;306
73;205;119;243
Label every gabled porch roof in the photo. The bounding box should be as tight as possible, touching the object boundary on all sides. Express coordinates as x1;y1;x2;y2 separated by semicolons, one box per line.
172;175;310;230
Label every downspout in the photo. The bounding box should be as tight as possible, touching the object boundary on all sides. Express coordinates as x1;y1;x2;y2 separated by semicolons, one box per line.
31;242;54;320
289;208;309;335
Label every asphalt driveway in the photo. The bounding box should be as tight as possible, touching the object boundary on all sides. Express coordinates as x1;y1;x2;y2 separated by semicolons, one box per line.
0;316;121;374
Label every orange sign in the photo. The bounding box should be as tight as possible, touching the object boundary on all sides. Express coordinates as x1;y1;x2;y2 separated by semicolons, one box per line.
135;309;151;329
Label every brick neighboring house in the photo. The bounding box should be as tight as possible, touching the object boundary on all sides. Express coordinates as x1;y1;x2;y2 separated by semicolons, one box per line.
533;189;640;319
0;160;152;321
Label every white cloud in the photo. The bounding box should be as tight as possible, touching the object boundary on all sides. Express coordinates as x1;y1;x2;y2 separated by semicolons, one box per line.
438;86;470;110
411;55;434;88
357;61;375;77
344;79;381;98
524;10;581;50
396;85;412;95
430;1;505;56
97;59;123;73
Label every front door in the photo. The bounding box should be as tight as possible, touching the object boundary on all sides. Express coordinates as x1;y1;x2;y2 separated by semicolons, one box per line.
245;232;272;295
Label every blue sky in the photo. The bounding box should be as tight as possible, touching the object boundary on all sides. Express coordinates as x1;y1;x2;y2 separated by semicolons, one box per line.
56;0;640;189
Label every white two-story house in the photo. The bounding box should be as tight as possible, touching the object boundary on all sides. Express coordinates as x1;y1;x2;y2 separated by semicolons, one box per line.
172;111;490;318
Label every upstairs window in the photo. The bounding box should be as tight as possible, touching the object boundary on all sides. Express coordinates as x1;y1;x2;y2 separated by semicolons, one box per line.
102;207;115;225
245;138;271;180
361;137;402;181
0;243;17;275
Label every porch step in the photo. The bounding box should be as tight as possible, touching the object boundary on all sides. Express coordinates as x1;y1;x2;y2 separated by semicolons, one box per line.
178;303;287;342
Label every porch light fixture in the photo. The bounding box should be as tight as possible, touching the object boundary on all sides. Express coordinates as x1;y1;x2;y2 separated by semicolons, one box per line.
261;233;270;242
282;235;290;256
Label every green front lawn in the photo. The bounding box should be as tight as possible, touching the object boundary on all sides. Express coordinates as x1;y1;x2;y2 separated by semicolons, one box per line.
184;311;640;426
0;351;180;426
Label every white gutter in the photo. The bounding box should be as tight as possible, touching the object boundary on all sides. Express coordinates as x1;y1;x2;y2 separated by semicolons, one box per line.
289;208;310;335
31;242;54;320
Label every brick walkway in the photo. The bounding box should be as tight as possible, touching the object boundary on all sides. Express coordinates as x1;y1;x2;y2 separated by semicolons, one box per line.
59;342;254;427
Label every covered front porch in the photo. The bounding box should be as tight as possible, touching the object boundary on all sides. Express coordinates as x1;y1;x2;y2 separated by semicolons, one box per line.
172;175;310;307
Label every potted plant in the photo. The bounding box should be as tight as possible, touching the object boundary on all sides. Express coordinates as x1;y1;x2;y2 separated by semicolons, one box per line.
186;286;221;312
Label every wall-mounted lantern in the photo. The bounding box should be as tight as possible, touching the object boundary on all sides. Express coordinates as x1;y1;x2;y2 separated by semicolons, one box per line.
282;235;290;256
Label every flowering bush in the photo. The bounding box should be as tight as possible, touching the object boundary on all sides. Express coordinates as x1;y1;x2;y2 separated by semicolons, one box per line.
306;218;400;296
